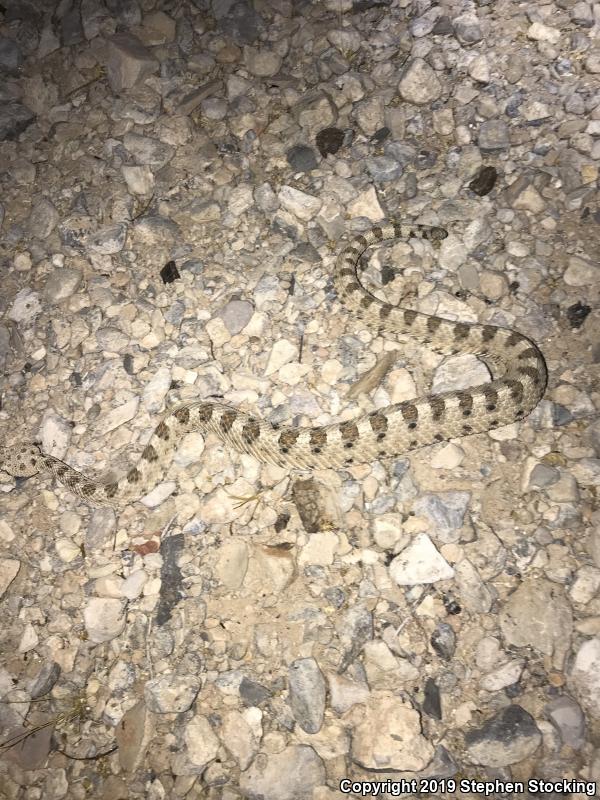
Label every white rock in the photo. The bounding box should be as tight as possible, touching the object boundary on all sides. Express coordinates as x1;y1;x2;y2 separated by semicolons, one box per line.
431;443;465;469
299;532;339;566
372;514;407;550
564;256;599;286
83;598;126;643
215;540;249;589
352;691;434;770
220;709;259;769
347;187;385;221
278;186;322;221
19;623;39;653
432;354;490;394
121;570;148;600
55;538;81;563
39;410;72;460
95;398;140;436
527;22;560;43
480;660;524;691
140;481;177;508
389;533;454;585
122;165;155;195
264;339;298;376
569;637;600;719
8;288;42;324
184;714;220;771
143;367;172;412
468;54;491;83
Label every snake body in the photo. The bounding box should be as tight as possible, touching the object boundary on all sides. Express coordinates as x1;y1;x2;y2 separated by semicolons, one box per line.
1;222;547;507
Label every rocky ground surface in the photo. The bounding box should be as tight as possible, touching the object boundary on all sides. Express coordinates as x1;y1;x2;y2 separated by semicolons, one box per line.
0;0;599;798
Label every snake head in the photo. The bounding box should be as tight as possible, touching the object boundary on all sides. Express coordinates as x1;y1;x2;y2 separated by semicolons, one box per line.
0;443;44;477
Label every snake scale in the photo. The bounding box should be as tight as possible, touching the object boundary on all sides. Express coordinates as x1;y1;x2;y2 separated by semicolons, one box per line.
1;222;548;508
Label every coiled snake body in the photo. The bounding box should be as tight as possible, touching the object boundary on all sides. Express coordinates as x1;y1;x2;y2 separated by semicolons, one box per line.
1;222;547;507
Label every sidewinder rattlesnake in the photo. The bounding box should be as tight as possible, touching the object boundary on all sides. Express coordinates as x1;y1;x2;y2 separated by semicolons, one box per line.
0;222;548;507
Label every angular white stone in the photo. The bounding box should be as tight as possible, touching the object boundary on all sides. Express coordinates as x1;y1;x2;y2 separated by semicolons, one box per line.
389;533;454;585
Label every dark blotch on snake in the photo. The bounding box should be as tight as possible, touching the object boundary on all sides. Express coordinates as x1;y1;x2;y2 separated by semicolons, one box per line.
142;444;159;462
242;419;261;444
429;397;445;421
220;410;237;433
156;421;170;441
197;404;214;423
339;421;359;448
279;429;300;451
310;429;327;453
127;468;141;484
458;392;474;418
174;407;190;425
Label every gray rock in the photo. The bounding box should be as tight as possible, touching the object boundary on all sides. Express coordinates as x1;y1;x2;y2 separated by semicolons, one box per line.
86;507;117;551
453;13;483;44
239;745;325;800
132;215;179;248
112;86;161;125
44;268;82;302
528;463;560;489
85;223;128;255
144;674;201;713
28;197;59;239
454;558;493;613
288;658;326;733
8;288;41;324
105;0;142;26
0;325;9;371
286;144;318;172
546;696;586;748
61;3;84;46
243;45;282;78
336;604;373;672
115;701;151;773
0;101;35;141
217;299;254;335
27;661;61;699
389;533;454;586
156;533;186;626
123;132;175;169
430;623;456;661
478;120;510;152
398;58;442;105
239;677;271;707
0;36;23;74
571;1;594;26
465;705;542;767
59;214;95;250
106;32;159;92
499;578;573;668
413;491;471;543
365;155;403;182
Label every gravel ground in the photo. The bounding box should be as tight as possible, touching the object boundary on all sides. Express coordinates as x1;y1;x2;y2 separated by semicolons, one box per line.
0;0;599;798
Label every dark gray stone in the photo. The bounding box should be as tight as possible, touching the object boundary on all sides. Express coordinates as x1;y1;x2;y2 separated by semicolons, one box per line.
0;36;23;74
286;144;318;172
288;658;326;734
465;705;542;767
430;622;456;661
0;101;35;141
